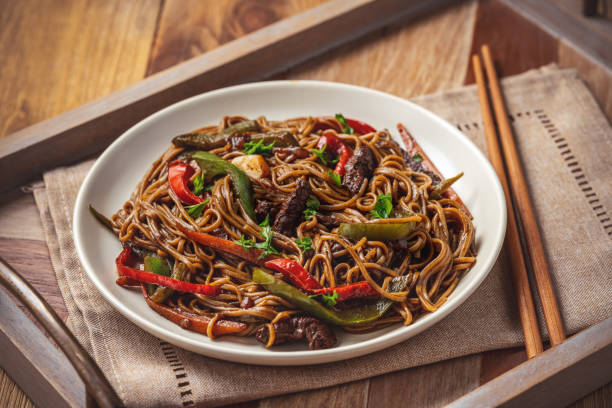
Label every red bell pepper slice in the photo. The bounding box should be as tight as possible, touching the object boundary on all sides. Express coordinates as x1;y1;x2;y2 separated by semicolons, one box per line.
316;131;353;176
177;225;269;265
314;116;376;135
168;160;205;206
264;259;322;291
345;118;376;135
140;286;246;336
264;259;379;302
116;247;220;296
312;281;378;302
397;124;472;218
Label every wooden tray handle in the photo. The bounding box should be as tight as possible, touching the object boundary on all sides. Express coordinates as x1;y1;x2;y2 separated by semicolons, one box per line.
0;256;123;408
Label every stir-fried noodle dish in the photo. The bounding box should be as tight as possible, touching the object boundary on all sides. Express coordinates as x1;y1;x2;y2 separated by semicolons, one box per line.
92;114;476;350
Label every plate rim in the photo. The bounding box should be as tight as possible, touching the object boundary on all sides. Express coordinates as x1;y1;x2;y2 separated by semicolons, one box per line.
73;79;507;365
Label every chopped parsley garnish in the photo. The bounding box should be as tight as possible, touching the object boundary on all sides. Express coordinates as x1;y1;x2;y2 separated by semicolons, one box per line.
309;290;339;307
312;144;339;167
254;216;280;259
303;194;320;220
235;234;255;250
259;214;271;227
335;113;354;134
191;172;205;195
243;139;275;156
295;236;312;252
234;215;280;259
412;153;423;163
328;170;342;186
370;194;393;219
185;198;210;218
303;209;317;220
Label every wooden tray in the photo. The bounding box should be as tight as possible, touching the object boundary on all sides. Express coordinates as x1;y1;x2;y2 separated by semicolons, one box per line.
1;0;611;407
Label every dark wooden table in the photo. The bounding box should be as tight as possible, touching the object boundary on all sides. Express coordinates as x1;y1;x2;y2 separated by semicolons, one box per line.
1;0;611;406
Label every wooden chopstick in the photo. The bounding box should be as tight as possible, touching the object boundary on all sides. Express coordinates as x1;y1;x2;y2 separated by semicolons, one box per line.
479;45;566;347
472;55;544;358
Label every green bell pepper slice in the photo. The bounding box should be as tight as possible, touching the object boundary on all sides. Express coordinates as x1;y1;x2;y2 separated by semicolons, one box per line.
338;222;416;241
252;268;409;326
172;120;260;150
192;151;256;220
430;172;463;200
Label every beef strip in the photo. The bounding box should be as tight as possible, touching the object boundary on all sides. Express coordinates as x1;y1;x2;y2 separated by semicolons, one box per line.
401;148;441;185
255;316;337;350
272;146;311;160
272;177;311;236
229;133;251;150
255;200;279;223
315;213;342;228
343;146;376;195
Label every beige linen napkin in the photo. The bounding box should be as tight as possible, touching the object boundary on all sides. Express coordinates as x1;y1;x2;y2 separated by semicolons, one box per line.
33;66;612;407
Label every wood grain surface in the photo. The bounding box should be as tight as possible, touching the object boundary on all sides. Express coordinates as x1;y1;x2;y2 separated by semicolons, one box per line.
0;0;160;139
147;0;328;75
1;0;611;407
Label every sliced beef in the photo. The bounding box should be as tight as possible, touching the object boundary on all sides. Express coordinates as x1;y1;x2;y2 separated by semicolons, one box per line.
315;213;342;228
401;148;441;185
272;177;311;236
343;146;376;195
229;133;251;150
272;146;311;160
255;316;337;350
255;200;279;223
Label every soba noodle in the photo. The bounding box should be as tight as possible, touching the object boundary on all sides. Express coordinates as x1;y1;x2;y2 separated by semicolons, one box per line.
108;115;476;347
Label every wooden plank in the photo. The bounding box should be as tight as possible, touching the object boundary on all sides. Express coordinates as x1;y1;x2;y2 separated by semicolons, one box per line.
464;0;558;84
0;0;161;139
281;0;478;98
448;317;612;408
467;0;558;77
0;372;34;408
0;0;456;193
479;348;527;384
500;0;612;69
367;355;481;407
558;40;612;120
0;288;85;408
147;0;328;75
568;383;612;408
0;188;45;241
0;238;67;320
259;379;369;408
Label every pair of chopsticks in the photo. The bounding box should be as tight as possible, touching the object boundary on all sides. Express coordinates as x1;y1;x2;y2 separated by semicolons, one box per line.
472;45;566;358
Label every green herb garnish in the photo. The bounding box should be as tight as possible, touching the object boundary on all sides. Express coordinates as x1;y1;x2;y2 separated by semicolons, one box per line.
243;139;275;156
295;236;313;252
412;153;423;163
233;216;280;258
185;198;210;218
303;209;317;220
191;172;205;195
312;144;339;167
254;215;280;259
335;113;354;134
328;170;342;186
370;194;393;219
309;290;339;307
234;234;256;250
303;195;320;220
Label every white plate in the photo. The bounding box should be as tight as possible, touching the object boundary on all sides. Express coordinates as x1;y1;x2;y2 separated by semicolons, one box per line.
73;81;506;366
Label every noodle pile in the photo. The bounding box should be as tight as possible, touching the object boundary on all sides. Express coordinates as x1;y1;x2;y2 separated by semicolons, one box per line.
110;115;476;342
